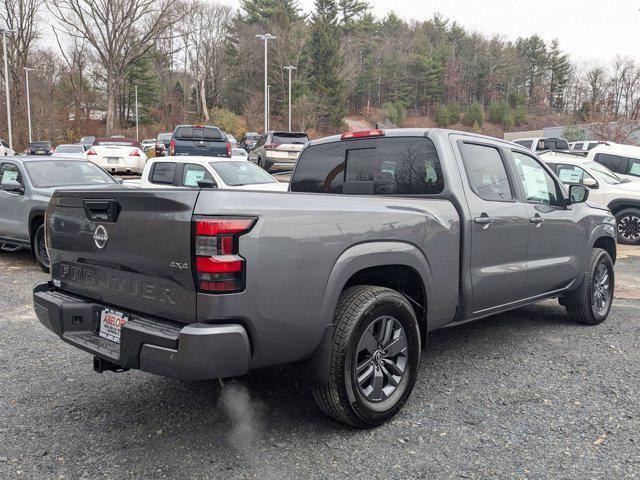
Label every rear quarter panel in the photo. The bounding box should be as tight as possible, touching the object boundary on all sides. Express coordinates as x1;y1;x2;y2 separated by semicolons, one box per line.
194;190;460;368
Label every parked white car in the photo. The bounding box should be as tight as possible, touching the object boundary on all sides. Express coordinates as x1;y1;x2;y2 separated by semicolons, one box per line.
541;151;640;244
52;144;87;160
0;139;14;156
139;156;289;191
140;138;156;153
86;137;147;174
586;144;640;183
513;137;570;152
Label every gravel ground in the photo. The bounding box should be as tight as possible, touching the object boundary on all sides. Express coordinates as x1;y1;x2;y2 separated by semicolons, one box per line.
1;249;639;479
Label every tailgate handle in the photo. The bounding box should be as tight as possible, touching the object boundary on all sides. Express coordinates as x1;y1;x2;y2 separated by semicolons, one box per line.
83;199;121;223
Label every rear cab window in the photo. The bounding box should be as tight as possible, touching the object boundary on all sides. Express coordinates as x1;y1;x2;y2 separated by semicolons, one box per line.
174;126;223;141
151;162;177;184
291;136;444;195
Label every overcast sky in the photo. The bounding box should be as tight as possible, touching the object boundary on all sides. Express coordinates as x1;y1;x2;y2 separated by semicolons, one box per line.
219;0;640;63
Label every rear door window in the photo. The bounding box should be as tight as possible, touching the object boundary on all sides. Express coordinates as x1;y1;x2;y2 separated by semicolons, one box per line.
150;162;177;184
459;143;513;201
291;137;444;195
594;153;624;172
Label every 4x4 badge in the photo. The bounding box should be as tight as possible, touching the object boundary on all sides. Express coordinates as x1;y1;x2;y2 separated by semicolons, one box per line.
94;225;108;249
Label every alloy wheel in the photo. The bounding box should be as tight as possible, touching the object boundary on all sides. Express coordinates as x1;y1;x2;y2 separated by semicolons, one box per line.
592;262;611;315
618;215;640;242
354;316;408;402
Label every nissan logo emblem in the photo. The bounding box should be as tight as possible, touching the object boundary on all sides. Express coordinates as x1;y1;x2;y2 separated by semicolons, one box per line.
94;225;109;249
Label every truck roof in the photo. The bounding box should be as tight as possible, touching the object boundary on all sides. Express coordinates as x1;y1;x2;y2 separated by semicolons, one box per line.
306;128;526;149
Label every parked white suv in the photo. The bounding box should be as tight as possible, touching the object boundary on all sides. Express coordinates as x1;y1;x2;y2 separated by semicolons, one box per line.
541;151;640;244
586;144;640;183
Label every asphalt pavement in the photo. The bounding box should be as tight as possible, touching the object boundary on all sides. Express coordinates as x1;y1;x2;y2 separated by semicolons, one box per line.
1;248;639;479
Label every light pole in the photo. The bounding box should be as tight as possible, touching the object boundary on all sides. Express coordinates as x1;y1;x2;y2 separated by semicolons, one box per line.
283;66;296;132
1;27;15;149
255;33;276;132
267;85;270;130
24;67;35;143
134;85;139;141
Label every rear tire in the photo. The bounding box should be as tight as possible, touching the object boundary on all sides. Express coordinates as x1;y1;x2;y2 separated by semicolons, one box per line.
312;285;421;428
615;208;640;244
33;223;50;273
565;248;614;325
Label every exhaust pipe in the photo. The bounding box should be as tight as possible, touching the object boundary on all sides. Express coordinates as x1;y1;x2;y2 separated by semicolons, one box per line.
93;356;129;374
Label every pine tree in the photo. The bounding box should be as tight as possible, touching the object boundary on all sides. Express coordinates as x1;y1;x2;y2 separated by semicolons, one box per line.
548;39;571;110
240;0;301;24
338;0;369;30
307;0;346;127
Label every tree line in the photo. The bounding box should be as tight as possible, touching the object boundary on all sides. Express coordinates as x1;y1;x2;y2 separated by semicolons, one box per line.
0;0;639;147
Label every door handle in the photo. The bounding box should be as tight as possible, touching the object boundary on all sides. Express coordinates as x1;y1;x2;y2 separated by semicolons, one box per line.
530;214;544;225
474;214;494;228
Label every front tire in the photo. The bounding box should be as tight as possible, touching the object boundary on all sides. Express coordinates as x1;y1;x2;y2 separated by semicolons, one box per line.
312;286;421;428
565;248;614;325
33;223;50;273
615;208;640;244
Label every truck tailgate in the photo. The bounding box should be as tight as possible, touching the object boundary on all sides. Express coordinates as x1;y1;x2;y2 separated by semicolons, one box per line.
47;189;199;323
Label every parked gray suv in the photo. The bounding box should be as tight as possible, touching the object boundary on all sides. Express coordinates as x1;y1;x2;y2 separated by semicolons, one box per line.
0;157;118;271
34;129;616;427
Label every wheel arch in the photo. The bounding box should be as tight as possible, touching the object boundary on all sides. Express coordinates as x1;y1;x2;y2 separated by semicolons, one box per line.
607;198;640;215
28;209;46;245
294;241;432;386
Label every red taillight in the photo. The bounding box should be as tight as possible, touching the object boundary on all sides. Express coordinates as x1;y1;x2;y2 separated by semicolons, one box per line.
87;148;97;155
193;216;256;293
130;149;140;157
170;139;175;155
263;143;278;149
340;129;384;140
227;141;232;157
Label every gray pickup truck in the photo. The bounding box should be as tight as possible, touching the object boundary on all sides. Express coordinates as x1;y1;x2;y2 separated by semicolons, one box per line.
33;129;617;427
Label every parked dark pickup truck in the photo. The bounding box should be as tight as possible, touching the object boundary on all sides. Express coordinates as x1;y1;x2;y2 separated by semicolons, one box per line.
169;125;231;158
34;128;617;427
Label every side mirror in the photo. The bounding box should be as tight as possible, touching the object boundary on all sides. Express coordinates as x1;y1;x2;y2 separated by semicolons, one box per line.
583;177;598;188
569;184;589;204
1;179;23;194
197;179;217;189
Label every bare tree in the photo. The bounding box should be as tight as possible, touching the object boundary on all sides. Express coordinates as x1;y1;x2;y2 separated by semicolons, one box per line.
48;0;186;133
0;0;43;144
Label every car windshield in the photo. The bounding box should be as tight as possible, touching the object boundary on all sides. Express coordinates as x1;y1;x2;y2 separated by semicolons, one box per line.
273;133;309;145
25;161;115;188
585;161;623;184
209;161;277;186
55;145;84;153
157;133;172;141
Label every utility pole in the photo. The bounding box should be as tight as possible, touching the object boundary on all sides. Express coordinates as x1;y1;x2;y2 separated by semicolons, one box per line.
283;66;296;132
134;85;139;141
1;28;15;149
255;34;276;132
24;67;35;143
